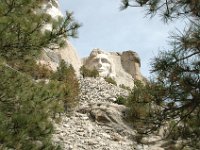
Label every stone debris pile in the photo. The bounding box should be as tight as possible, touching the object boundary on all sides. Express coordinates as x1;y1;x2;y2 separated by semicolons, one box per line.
53;77;166;150
79;77;129;105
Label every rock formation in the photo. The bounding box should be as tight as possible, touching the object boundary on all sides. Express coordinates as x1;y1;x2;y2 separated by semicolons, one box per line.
40;41;81;74
38;0;81;75
38;1;143;81
53;77;135;150
121;51;143;81
82;49;116;78
82;48;145;87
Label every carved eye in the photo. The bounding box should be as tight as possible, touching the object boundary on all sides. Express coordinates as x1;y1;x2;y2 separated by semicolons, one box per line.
101;58;109;63
93;59;99;63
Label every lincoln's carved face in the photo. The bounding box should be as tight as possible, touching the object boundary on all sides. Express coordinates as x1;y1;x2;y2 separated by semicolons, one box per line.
92;54;111;77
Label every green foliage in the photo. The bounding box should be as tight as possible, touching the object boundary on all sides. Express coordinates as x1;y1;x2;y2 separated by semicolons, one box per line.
0;0;80;61
119;84;131;91
80;65;99;78
121;0;200;148
0;0;80;149
51;60;79;111
104;77;117;85
125;80;156;131
114;96;127;105
0;63;63;149
7;58;53;79
0;59;80;149
120;0;200;21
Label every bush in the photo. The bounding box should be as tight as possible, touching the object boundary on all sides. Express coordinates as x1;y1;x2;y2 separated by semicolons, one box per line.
114;96;127;105
119;84;131;91
80;65;99;78
104;77;117;85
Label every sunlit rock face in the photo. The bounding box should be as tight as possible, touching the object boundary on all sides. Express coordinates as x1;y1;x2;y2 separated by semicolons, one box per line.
121;51;143;81
82;49;144;88
38;0;81;75
40;41;81;75
42;0;63;18
82;49;116;78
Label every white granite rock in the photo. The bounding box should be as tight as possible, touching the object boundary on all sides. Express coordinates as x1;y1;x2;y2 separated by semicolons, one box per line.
82;49;146;88
52;77;136;150
52;77;169;150
38;0;81;75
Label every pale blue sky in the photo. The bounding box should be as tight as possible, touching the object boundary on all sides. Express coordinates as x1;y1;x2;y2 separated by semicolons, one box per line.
58;0;185;77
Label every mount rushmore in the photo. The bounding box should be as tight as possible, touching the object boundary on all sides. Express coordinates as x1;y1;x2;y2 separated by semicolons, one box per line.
37;1;176;150
41;46;145;87
39;0;145;88
82;48;145;87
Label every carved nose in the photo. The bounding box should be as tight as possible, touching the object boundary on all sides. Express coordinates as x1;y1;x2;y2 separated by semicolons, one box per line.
97;59;103;67
98;62;102;67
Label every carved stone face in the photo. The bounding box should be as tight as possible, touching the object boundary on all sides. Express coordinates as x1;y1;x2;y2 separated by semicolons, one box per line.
92;54;111;77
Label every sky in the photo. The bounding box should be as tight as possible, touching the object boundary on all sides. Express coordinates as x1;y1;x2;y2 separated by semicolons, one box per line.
58;0;185;78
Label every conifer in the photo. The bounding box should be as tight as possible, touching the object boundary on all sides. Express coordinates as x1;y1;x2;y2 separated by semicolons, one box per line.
121;0;200;148
0;0;80;149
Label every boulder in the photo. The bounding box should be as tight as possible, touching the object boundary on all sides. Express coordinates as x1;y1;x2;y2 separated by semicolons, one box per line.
78;102;135;137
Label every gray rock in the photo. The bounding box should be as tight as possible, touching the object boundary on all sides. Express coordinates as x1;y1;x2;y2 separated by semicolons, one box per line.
52;77;166;150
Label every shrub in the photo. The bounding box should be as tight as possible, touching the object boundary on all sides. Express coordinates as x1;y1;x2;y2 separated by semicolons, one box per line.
114;96;127;105
119;84;131;91
104;77;117;85
80;65;99;78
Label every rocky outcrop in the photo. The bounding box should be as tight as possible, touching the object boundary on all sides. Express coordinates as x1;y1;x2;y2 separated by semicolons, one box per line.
82;49;145;88
38;0;81;75
121;51;144;81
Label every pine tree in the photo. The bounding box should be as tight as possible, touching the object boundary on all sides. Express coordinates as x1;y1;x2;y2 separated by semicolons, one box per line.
51;60;80;111
121;0;200;148
0;0;80;149
0;0;80;61
0;63;64;149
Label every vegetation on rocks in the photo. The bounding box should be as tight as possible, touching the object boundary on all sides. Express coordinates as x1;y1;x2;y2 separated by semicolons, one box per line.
104;77;117;85
124;80;153;130
51;60;80;111
80;65;99;78
119;84;131;91
114;96;127;105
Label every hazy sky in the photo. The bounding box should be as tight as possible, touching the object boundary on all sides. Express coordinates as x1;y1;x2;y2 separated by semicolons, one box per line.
58;0;184;77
